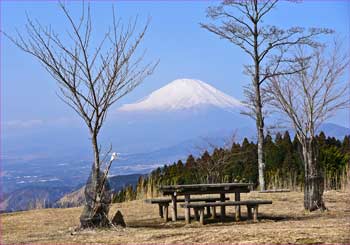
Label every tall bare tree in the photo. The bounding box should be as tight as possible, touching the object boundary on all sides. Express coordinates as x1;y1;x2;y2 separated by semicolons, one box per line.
3;3;157;227
201;0;332;190
267;42;349;211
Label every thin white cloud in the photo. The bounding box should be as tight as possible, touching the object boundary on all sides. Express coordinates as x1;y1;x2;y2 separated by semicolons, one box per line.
4;119;44;129
3;116;80;130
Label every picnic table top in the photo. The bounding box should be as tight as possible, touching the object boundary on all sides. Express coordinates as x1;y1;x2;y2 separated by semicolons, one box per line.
160;183;253;188
159;183;253;195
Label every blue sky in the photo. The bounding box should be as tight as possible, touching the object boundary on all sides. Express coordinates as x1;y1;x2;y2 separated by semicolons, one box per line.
1;1;349;129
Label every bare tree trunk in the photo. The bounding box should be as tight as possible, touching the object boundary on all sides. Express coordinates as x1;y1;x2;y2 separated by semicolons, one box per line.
253;17;265;191
92;134;100;179
80;133;111;228
91;133;100;201
302;137;326;211
256;103;265;191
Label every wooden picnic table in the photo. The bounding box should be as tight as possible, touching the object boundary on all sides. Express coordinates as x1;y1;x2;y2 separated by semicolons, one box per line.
159;183;252;223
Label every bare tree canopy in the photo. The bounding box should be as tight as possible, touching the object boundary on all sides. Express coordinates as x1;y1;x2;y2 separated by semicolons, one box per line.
268;42;349;138
267;41;349;211
3;3;158;228
201;0;332;190
194;133;238;184
4;4;157;138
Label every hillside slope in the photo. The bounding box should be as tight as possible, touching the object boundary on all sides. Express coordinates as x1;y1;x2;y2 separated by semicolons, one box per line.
1;191;349;244
1;186;72;212
56;174;142;208
1;174;142;212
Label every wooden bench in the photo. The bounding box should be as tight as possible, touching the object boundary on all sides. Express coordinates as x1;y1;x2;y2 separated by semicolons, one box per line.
180;200;272;225
145;197;229;222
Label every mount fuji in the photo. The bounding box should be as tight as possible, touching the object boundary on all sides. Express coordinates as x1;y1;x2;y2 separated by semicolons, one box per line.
105;78;252;153
118;78;243;112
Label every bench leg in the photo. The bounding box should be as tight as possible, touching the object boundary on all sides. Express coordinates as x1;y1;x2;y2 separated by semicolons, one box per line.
185;208;191;224
185;195;190;224
220;193;226;218
199;208;205;225
247;205;253;219
164;204;169;222
253;206;259;222
220;209;225;220
159;204;164;218
206;206;211;216
235;192;241;221
171;195;177;222
194;208;199;221
211;206;217;218
235;206;241;221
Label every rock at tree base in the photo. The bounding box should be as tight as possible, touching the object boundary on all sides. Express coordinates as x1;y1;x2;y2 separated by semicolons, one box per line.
80;204;111;228
112;210;126;227
80;169;112;229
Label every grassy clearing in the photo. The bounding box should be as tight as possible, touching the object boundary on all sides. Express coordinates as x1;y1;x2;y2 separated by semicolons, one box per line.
1;190;349;244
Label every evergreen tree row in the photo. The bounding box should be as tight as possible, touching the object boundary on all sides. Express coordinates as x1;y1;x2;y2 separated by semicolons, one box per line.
113;131;350;203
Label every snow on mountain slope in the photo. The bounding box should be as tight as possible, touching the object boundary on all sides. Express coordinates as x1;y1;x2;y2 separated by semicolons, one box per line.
118;78;243;112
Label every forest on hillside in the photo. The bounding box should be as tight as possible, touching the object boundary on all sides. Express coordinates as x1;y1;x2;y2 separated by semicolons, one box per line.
113;131;350;203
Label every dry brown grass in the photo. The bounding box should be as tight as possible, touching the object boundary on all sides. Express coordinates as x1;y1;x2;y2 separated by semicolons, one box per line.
1;190;350;244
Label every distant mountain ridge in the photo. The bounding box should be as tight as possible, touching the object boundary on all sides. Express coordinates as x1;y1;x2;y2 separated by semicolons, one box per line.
318;123;350;139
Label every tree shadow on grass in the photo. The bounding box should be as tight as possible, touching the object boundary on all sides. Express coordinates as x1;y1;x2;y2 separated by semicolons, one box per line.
126;212;326;229
126;217;185;229
259;212;325;222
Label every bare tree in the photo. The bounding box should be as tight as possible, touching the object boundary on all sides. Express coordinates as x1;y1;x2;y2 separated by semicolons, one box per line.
194;133;237;183
3;3;157;227
201;0;332;190
266;42;349;211
194;149;231;184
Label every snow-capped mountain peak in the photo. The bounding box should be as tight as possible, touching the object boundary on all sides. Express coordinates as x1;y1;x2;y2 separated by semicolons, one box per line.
118;78;242;112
